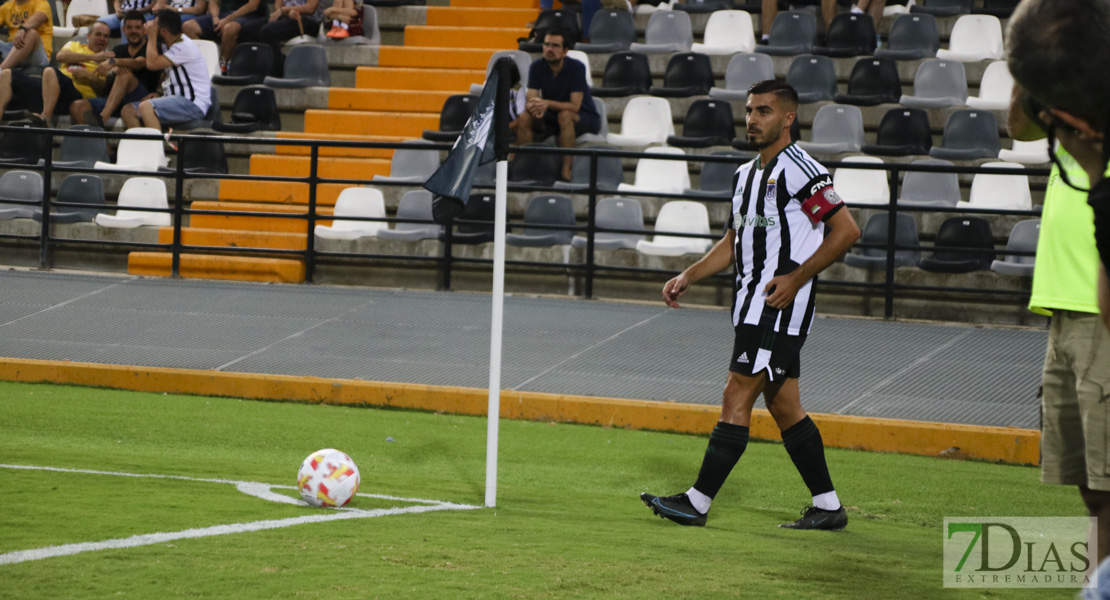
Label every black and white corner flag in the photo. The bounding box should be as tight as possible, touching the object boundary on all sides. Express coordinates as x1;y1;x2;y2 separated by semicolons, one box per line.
424;57;512;224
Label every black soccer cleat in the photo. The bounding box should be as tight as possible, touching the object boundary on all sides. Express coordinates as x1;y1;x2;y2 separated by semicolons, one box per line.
640;492;707;527
778;505;848;530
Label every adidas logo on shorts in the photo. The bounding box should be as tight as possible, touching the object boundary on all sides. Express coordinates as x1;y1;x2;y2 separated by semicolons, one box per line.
737;352;750;364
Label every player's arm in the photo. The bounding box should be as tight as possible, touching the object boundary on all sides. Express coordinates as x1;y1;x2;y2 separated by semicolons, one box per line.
663;229;736;308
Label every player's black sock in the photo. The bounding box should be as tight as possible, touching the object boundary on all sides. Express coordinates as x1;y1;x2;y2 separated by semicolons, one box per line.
692;421;749;499
782;416;835;497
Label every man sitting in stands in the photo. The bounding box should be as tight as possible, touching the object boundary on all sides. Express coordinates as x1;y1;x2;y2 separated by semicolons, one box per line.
121;10;211;130
182;0;263;72
0;0;54;71
33;21;113;123
515;28;600;182
72;11;164;126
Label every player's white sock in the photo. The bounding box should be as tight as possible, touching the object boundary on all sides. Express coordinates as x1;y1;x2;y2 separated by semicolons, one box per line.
813;490;841;511
686;487;712;514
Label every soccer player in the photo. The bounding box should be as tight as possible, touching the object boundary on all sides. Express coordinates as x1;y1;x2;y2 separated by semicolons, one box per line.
640;80;861;530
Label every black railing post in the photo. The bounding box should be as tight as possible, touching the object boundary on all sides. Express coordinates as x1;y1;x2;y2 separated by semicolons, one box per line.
884;166;901;319
305;144;319;283
37;129;54;270
584;151;597;299
171;137;186;278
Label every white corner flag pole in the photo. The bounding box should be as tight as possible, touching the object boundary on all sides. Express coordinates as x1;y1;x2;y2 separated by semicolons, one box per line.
485;158;509;508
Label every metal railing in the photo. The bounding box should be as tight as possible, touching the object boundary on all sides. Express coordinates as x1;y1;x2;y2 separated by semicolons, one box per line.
0;125;1050;319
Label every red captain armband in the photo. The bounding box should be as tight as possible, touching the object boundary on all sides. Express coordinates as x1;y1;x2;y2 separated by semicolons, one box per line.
799;176;845;225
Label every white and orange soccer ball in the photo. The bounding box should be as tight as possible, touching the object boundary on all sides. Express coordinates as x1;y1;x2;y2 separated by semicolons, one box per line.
296;448;361;508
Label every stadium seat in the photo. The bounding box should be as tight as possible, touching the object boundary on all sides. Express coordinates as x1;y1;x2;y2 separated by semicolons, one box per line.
874;13;939;60
974;0;1020;18
472;160;496;188
591;52;653;97
754;11;818;56
607;97;674;146
990;219;1040;277
519;10;581;52
211;86;281;134
911;0;971;17
0;120;50;166
785;55;837;103
899;59;968;109
52;125;110;169
0;170;41;220
998;138;1050;164
630;10;694;54
180;131;229;174
929;110;1001;160
710;53;774;101
372;143;440;184
635;201;713;256
571;197;646;251
667;99;736;148
211;43;273;86
814;13;876;57
195;40;220;80
957;162;1032;211
674;0;733;13
566;50;593;88
508;145;561;187
797;104;864;155
470;50;532;96
965;61;1012;110
935;15;1004;62
843;212;921;270
376;190;442;242
94;127;167;172
422;95;478;143
832;156;889;206
577;97;609;144
861;108;932;156
835;57;901;106
314;187;386;240
177;87;222;130
691;10;756;55
684;150;747;199
650;53;714;97
94;177;170;228
448;193;495;245
323;4;379;46
576;9;635;54
505;194;577;247
898;158;961;207
56;0;108;37
617;146;691;194
32;174;106;224
555;146;624;191
264;45;330;88
918;217;996;273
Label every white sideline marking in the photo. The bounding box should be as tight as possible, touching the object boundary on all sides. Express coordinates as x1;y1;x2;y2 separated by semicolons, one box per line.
0;464;481;566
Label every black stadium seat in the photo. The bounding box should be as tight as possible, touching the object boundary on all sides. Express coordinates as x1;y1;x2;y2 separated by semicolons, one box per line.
0;120;49;166
211;43;272;86
180;131;229;174
445;193;495;245
422;94;478;143
508;145;561;187
211;86;281;134
519;9;580;52
591;52;652;97
861;108;932;156
834;57;901;106
576;9;635;54
814;13;876;57
649;52;714;97
666;100;735;148
919;217;996;273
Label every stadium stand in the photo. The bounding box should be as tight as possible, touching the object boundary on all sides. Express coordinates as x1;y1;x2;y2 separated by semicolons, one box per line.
635;200;713;257
666;99;735;149
94;177;170;229
843;213;922;270
375;189;441;242
690;10;756;55
576;9;635;54
709;52;774;101
755;10;818;56
32;174;106;223
0;171;42;220
591;51;652;97
314;187;387;240
555;147;624;191
649;52;714;97
570;196;646;251
505;194;576;247
989;219;1039;277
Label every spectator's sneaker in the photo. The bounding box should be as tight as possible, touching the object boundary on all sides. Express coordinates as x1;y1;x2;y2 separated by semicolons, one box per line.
779;505;848;530
640;492;707;527
330;26;349;39
219;59;228;75
325;25;343;38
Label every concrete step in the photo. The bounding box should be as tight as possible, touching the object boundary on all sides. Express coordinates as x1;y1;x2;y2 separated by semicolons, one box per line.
128;251;306;283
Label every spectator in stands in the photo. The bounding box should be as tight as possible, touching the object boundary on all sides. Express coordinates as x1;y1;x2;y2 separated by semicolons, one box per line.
181;0;263;70
249;0;323;74
506;63;525;139
151;0;209;24
72;11;163;126
852;0;885;47
0;68;43;117
323;0;361;39
32;21;112;124
98;0;155;36
516;29;600;182
121;10;211;130
0;0;54;71
760;0;837;41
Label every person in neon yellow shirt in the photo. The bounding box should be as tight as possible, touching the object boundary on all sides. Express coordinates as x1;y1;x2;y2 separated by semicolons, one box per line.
0;0;53;70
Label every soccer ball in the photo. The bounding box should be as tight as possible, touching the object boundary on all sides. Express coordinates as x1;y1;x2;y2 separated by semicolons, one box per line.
296;448;361;508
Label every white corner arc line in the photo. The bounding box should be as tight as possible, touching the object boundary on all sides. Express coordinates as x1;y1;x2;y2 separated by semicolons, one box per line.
0;464;481;567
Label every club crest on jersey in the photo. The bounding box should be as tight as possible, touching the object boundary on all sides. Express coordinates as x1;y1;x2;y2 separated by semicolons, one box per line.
765;182;777;203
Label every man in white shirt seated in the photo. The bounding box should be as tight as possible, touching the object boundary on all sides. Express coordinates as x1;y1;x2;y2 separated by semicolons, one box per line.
120;10;211;130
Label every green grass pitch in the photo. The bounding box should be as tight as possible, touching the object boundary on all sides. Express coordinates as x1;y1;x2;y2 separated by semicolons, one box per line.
0;380;1082;599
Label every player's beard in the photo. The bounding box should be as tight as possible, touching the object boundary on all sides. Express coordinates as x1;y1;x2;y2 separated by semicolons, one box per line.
749;122;785;149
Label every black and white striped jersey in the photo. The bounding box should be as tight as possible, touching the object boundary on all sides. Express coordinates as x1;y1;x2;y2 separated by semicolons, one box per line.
727;143;844;336
161;35;211;114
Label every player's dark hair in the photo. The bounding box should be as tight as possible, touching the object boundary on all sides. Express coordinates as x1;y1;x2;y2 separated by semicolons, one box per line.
544;28;573;50
157;9;183;35
123;9;145;24
747;80;799;110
